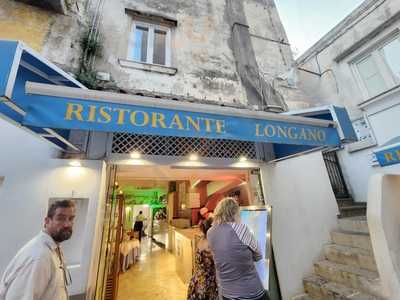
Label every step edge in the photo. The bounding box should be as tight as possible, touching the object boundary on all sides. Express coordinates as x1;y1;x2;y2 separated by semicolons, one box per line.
323;243;374;256
314;260;379;279
304;275;376;298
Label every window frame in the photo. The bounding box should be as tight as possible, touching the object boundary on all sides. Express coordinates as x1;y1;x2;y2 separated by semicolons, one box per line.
351;33;400;99
379;36;400;85
127;20;172;67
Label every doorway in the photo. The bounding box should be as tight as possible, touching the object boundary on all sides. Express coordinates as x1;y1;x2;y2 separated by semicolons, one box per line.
94;163;278;300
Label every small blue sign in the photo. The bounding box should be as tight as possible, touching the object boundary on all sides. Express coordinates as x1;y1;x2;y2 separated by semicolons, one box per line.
22;94;341;147
375;144;400;167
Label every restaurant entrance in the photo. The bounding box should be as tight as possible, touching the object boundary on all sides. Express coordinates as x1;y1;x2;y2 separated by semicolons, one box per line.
93;162;278;300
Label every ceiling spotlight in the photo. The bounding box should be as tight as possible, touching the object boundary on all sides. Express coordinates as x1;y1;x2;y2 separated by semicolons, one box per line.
130;151;141;159
239;156;247;162
189;153;199;161
69;160;82;167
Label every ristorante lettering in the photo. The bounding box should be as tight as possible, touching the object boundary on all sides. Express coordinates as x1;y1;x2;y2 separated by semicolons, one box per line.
64;102;226;134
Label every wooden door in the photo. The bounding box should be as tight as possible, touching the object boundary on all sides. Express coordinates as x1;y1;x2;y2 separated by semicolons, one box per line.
94;165;125;300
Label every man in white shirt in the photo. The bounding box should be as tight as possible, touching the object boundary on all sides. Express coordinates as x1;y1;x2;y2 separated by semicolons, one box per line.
0;200;76;300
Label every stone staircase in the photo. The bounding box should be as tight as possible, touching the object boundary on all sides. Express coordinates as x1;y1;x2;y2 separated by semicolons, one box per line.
295;217;386;300
337;197;367;218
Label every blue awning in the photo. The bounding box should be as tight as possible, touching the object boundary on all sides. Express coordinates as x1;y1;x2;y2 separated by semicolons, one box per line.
0;40;86;150
0;40;356;157
277;105;358;159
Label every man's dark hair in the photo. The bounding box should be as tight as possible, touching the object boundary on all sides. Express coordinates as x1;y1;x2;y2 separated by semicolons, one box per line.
47;200;75;218
139;211;143;214
199;217;213;236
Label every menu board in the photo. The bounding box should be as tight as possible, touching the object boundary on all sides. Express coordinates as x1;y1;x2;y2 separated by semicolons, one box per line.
240;208;270;290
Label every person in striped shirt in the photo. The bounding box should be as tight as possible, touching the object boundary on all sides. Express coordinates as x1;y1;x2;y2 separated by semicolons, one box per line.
207;197;270;300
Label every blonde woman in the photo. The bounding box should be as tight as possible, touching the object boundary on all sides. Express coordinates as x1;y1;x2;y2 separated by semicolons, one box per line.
207;198;269;300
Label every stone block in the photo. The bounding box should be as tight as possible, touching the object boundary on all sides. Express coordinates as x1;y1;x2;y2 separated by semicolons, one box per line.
331;231;373;252
304;275;377;300
338;217;369;234
291;293;312;300
314;260;384;298
323;244;377;272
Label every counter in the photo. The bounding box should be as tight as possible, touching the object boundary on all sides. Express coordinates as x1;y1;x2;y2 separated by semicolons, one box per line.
169;226;202;284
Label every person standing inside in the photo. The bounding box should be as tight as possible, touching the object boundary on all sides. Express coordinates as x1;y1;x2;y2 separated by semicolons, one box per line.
133;210;145;242
207;197;270;300
0;200;76;300
187;218;218;300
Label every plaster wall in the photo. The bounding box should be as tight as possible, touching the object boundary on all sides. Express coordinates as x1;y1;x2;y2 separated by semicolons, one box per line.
94;0;293;107
296;0;400;119
0;117;106;296
294;0;400;203
368;174;400;300
337;89;400;202
0;0;87;72
261;151;339;299
337;146;400;202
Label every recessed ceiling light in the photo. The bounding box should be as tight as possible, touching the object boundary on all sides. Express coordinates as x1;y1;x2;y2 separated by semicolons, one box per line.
130;151;141;159
189;153;199;161
69;160;82;167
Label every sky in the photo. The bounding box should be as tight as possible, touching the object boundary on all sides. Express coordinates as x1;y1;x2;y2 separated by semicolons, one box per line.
275;0;366;57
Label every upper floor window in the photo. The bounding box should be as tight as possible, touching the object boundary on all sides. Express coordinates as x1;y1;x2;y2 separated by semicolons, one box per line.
353;35;400;98
128;21;171;67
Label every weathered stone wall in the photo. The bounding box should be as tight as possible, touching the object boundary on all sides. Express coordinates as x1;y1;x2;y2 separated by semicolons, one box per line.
0;0;88;72
93;0;294;107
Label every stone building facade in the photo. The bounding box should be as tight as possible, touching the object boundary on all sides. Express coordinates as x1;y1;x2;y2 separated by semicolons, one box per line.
0;0;87;72
90;0;295;111
0;1;306;299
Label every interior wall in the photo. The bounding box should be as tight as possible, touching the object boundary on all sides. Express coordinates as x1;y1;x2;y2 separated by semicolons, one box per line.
0;118;105;296
261;151;339;300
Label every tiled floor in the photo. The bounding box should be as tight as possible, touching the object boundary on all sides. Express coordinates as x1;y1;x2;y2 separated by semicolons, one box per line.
117;238;188;300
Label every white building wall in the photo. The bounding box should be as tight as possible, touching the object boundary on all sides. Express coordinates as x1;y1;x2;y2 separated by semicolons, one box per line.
261;151;339;300
0;117;105;296
296;0;400;119
295;0;400;202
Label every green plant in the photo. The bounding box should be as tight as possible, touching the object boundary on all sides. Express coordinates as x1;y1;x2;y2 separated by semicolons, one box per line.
75;26;103;89
75;68;98;89
80;30;102;59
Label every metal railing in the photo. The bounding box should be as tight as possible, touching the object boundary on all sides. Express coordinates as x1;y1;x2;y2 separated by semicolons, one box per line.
323;151;350;198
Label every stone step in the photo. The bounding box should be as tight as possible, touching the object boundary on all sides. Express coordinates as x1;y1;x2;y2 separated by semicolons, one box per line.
291;293;312;300
339;205;367;218
338;216;369;234
337;197;355;207
314;260;384;298
323;244;377;272
331;231;373;252
303;275;378;300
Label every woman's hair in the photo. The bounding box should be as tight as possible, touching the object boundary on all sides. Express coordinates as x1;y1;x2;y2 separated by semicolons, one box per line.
213;197;239;224
199;217;213;236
